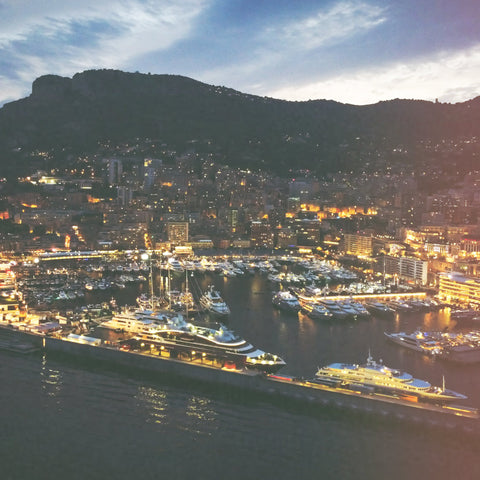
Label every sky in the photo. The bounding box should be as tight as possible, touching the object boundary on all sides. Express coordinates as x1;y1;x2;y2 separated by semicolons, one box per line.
0;0;480;107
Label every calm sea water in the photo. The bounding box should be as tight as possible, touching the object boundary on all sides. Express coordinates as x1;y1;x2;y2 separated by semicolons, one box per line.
2;273;480;480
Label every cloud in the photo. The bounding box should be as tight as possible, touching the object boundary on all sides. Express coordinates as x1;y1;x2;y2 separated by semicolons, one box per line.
262;1;387;51
200;1;387;93
267;44;480;104
0;0;211;105
0;74;26;105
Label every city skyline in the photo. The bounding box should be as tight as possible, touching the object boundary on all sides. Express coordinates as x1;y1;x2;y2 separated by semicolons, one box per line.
0;0;479;107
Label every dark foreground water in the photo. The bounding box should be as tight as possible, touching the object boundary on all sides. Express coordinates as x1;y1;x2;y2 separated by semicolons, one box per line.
2;273;480;480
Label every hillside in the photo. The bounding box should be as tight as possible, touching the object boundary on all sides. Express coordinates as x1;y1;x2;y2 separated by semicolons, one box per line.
1;69;480;175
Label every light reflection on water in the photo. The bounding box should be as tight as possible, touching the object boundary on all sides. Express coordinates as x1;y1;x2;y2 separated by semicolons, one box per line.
40;353;62;399
185;395;216;423
135;383;218;436
136;386;169;425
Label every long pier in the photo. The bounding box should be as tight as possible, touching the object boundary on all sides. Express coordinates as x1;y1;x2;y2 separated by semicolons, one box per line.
311;292;427;301
1;323;478;433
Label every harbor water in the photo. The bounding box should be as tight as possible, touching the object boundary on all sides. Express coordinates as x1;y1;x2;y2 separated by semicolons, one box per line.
2;272;480;480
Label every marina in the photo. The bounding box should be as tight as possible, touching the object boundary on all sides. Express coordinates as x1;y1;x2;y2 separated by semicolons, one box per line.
2;256;480;480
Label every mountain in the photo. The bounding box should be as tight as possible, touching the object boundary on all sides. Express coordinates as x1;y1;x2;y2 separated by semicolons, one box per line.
1;69;480;175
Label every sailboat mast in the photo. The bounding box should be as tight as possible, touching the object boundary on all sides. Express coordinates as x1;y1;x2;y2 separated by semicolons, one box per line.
149;253;154;310
168;268;172;310
185;268;189;317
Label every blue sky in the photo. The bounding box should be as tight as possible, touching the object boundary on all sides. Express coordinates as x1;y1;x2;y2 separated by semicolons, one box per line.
1;0;479;106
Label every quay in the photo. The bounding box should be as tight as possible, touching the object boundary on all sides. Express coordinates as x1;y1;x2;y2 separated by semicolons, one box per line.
1;322;478;433
306;292;428;302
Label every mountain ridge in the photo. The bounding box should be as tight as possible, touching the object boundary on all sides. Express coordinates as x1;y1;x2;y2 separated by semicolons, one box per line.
1;69;479;175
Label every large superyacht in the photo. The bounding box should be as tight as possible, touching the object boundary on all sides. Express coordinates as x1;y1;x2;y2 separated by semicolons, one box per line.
314;354;467;403
99;307;285;373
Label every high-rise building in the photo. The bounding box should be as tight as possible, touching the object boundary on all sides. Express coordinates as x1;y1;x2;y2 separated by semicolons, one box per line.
250;221;274;248
228;209;238;232
117;186;133;206
344;234;373;256
167;222;189;244
380;255;428;285
108;158;123;185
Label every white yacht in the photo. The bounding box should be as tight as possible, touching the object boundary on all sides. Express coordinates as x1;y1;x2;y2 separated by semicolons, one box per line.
314;354;467;403
167;257;184;272
272;291;301;313
385;330;480;363
199;285;230;317
99;308;285;373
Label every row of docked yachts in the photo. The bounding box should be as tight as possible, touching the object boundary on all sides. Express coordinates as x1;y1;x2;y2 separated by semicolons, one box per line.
385;330;480;363
271;288;480;365
272;290;374;320
272;289;443;321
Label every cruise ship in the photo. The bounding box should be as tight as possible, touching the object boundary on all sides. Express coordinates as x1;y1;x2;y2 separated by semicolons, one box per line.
198;285;231;317
385;330;480;363
100;308;285;373
314;354;467;403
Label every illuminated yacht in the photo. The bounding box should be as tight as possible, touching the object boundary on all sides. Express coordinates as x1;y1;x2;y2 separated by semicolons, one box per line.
167;257;184;272
385;330;480;363
315;354;467;403
100;308;284;373
300;301;333;320
272;291;301;313
364;301;395;317
199;285;230;317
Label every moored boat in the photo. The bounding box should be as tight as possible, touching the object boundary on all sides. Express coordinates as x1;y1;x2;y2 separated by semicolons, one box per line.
272;290;301;313
385;330;480;363
198;285;230;317
314;354;467;404
100;308;285;373
364;301;396;318
300;301;334;320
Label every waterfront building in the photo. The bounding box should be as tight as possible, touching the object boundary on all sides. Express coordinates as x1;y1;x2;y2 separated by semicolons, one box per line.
231;239;251;249
438;272;480;307
343;233;373;256
188;237;214;250
380;255;428;285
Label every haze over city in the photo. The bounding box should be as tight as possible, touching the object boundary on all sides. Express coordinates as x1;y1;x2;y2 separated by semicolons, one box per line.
1;0;479;107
